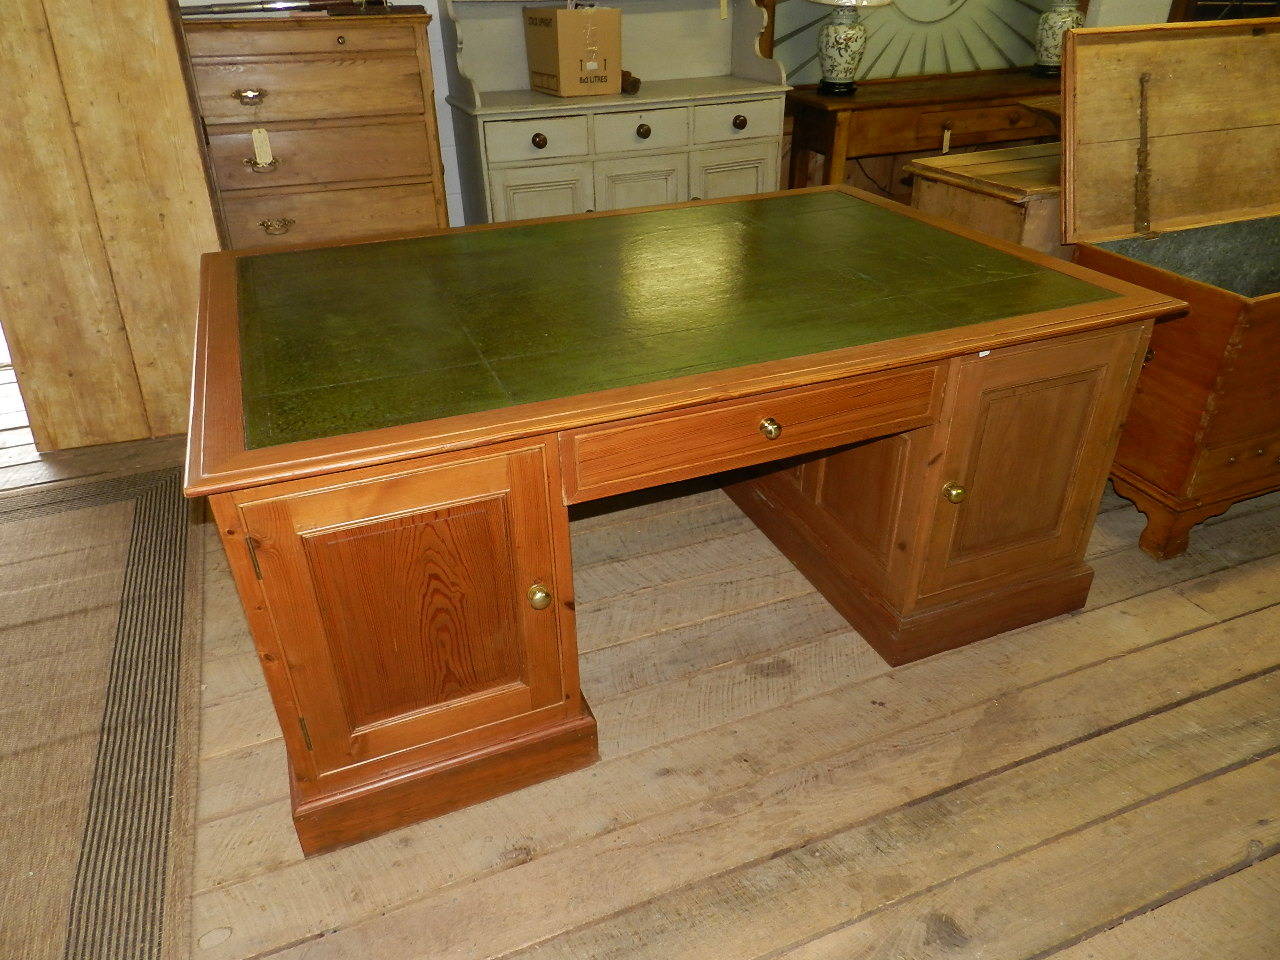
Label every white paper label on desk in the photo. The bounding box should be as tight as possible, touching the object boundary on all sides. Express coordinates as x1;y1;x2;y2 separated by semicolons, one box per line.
251;128;274;166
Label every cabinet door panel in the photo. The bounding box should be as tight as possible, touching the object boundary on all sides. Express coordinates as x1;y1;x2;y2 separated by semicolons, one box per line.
920;326;1145;598
236;444;570;782
593;153;688;211
690;141;780;200
489;162;593;222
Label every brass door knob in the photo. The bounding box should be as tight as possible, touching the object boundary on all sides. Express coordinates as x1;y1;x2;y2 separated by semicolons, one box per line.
942;482;967;504
732;114;748;130
233;88;267;106
531;132;548;149
759;417;782;440
636;123;652;139
258;217;294;236
528;583;552;610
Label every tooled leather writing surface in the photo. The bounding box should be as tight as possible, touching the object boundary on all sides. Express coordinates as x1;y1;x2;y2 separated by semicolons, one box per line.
237;191;1118;449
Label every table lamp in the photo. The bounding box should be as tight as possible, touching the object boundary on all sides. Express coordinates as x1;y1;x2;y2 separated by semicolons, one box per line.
808;0;892;96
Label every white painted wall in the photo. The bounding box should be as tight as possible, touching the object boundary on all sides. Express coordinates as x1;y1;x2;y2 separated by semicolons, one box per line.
1085;0;1173;27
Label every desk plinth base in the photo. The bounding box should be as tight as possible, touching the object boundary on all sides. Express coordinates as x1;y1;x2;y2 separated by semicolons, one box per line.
292;703;598;856
728;474;1094;667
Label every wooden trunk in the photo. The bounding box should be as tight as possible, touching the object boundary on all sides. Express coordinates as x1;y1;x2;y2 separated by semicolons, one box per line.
906;144;1069;259
1062;19;1280;558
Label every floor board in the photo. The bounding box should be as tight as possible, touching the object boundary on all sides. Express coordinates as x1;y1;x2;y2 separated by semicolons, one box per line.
187;483;1280;960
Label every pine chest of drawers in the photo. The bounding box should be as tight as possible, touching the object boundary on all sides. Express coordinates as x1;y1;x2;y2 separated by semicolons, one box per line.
185;13;449;248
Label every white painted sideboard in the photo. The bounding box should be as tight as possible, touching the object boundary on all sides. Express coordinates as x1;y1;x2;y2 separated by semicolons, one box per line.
440;0;788;224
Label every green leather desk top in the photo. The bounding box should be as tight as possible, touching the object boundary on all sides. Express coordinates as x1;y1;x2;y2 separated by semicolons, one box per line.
237;191;1119;450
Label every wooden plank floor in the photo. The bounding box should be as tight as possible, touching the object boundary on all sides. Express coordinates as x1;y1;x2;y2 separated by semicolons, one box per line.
192;481;1280;960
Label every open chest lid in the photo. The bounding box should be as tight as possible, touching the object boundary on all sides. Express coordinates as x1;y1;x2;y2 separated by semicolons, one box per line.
1062;18;1280;245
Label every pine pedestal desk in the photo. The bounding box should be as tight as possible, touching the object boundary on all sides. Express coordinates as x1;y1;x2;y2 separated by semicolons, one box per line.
186;188;1180;854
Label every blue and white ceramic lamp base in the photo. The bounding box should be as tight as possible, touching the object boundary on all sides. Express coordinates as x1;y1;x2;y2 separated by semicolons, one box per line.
1033;1;1084;77
817;7;868;96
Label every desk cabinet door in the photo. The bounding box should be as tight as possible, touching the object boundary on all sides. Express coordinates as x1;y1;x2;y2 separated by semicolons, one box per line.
919;326;1145;599
233;444;573;784
690;142;780;200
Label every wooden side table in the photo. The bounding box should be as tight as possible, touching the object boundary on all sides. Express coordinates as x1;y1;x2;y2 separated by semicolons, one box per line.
787;68;1060;188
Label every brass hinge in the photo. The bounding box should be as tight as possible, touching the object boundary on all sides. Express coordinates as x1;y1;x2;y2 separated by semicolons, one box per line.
245;536;264;580
298;716;313;751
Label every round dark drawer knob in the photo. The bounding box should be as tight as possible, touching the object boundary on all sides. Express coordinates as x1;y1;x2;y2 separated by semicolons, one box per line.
732;114;748;130
531;132;548;149
636;122;652;139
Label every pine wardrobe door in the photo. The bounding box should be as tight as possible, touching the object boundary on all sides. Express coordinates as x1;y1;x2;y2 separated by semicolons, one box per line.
232;442;575;788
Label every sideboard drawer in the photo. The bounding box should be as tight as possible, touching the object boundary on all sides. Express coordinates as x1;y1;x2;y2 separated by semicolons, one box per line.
915;103;1055;146
193;54;425;123
562;363;943;502
208;119;433;190
186;24;416;57
594;107;689;154
486;116;590;163
692;98;784;144
222;182;441;248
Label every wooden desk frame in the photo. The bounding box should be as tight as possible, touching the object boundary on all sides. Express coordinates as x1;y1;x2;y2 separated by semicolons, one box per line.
188;186;1181;854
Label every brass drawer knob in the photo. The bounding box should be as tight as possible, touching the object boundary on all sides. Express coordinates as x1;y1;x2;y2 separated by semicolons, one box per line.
258;217;295;236
732;114;748;130
528;583;552;610
233;88;267;106
243;157;279;173
636;122;652;139
336;35;347;44
531;132;548;149
942;482;967;504
759;417;782;440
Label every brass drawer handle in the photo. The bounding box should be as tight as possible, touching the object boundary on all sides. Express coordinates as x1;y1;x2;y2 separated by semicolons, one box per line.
636;122;651;139
942;482;967;504
759;417;782;440
527;583;552;610
243;157;279;173
258;217;295;236
336;35;347;45
531;132;548;149
732;114;748;131
233;88;267;106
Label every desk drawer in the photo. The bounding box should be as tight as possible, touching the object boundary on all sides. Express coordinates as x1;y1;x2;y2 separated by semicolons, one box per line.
193;54;425;124
186;24;416;57
486;116;589;163
693;98;784;144
594;107;689;154
208;119;433;190
222;182;440;248
562;364;943;502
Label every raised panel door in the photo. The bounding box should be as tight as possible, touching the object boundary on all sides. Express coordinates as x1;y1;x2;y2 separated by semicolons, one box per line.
919;325;1147;599
593;153;688;211
489;162;593;221
232;443;573;787
690;141;780;200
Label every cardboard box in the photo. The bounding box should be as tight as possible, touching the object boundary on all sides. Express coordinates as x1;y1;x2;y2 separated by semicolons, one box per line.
523;7;621;98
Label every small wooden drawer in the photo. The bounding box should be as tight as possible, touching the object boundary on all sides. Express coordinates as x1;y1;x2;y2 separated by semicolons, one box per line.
1189;434;1280;498
208;119;433;191
193;54;425;124
485;116;590;164
222;182;441;248
185;24;416;57
561;364;943;502
915;104;1053;145
594;107;689;154
692;98;784;145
